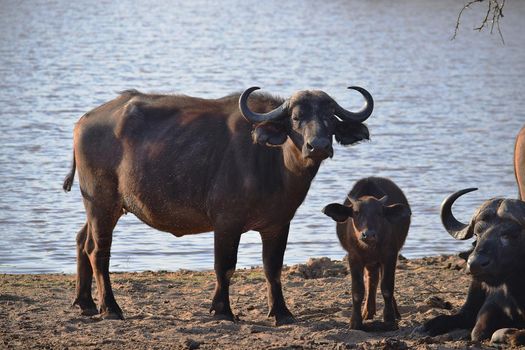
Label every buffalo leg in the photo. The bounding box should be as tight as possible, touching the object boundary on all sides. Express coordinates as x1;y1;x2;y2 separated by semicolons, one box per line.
472;292;518;341
72;223;97;315
393;295;401;319
84;197;123;319
260;224;295;326
422;280;485;336
210;230;241;321
380;256;398;329
363;264;379;320
349;261;365;330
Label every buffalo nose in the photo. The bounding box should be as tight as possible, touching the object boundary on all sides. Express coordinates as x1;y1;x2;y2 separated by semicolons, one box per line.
360;230;377;241
306;138;333;158
467;254;491;275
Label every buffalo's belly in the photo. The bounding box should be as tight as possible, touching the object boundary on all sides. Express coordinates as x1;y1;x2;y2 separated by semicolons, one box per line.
122;195;213;237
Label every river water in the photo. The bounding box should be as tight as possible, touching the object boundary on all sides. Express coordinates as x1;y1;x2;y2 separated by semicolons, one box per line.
1;0;524;273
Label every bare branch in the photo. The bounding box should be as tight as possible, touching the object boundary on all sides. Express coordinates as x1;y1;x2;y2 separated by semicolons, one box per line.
452;0;506;43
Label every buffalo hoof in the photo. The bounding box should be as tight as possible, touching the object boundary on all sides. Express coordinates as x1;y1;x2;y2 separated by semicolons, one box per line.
210;301;237;322
80;307;99;316
421;315;454;336
360;320;398;332
72;298;98;316
100;309;124;320
362;308;375;320
491;328;525;347
275;314;296;326
212;312;238;322
350;314;365;330
382;320;399;331
268;307;296;326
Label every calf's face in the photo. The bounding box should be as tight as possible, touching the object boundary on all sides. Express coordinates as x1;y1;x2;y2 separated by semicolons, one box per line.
323;196;411;246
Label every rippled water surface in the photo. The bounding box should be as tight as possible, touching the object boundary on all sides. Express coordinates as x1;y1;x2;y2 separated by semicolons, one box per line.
1;0;524;273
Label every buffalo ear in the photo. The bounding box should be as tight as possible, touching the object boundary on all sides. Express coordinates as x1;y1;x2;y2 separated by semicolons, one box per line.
252;123;287;146
322;203;353;223
384;203;411;224
334;121;370;146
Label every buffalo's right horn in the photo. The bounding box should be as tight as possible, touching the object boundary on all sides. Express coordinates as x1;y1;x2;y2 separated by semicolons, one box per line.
239;87;288;124
440;188;478;240
334;86;374;123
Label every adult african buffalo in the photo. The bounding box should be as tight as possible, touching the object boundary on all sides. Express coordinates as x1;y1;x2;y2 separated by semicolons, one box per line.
515;125;525;200
421;188;525;345
63;86;373;325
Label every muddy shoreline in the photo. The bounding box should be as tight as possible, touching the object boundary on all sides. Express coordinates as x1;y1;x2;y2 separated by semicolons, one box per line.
0;255;510;349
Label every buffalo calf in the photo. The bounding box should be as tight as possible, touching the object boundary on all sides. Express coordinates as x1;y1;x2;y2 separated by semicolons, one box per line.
322;177;411;330
422;188;525;345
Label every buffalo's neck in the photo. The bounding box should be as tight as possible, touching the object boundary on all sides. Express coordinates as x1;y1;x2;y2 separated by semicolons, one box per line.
505;275;525;306
282;139;320;197
282;139;320;178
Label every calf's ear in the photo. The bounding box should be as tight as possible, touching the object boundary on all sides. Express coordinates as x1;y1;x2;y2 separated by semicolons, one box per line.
322;203;353;222
334;121;370;146
252;123;287;146
384;203;411;223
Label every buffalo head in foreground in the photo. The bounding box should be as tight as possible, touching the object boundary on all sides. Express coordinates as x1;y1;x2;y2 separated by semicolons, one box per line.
63;86;373;326
422;188;525;345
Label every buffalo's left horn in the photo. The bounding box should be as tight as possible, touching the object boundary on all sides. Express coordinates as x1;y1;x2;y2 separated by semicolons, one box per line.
239;87;288;123
440;188;478;240
334;86;374;123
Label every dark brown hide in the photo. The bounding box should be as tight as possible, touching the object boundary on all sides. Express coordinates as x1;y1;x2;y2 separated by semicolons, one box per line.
63;87;372;325
423;190;525;344
515;125;525;200
322;177;411;330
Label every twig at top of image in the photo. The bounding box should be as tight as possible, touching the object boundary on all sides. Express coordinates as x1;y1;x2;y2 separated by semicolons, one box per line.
452;0;506;43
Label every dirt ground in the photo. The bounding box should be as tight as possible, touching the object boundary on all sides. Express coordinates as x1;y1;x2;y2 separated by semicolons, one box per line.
0;255;514;349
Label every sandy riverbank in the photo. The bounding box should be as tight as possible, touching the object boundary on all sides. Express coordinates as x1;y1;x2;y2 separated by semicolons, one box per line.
1;255;512;349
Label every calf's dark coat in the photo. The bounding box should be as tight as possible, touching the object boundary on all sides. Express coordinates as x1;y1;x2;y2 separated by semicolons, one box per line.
63;86;373;325
322;177;411;330
422;188;525;345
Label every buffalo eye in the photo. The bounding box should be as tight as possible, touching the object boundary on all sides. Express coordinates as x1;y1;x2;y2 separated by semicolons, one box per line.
292;115;300;122
475;221;487;235
500;229;519;247
501;230;518;239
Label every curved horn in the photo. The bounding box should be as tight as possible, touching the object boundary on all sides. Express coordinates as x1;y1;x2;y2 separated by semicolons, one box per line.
334;86;374;123
239;87;288;124
440;188;478;240
378;195;389;205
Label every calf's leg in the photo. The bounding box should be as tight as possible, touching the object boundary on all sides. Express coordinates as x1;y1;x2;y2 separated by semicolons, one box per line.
380;256;398;329
349;261;365;330
363;265;379;320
